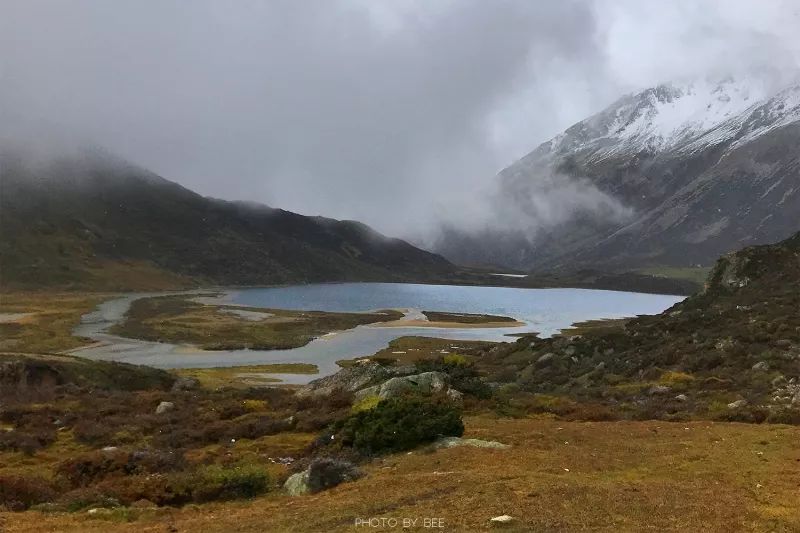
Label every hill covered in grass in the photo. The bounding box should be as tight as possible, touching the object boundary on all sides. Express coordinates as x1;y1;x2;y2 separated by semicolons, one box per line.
479;230;800;422
0;149;455;290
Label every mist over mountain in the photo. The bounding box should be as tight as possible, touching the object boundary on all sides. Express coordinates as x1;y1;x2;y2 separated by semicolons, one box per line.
435;77;800;271
0;149;454;290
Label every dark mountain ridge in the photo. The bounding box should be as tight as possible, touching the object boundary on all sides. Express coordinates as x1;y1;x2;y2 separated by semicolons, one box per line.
0;149;455;289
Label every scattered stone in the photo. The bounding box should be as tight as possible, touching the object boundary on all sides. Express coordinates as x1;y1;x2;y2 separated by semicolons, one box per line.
648;385;671;395
432;437;510;450
751;361;769;371
171;376;199;392
489;515;515;525
155;401;174;415
675;394;688;402
727;399;748;409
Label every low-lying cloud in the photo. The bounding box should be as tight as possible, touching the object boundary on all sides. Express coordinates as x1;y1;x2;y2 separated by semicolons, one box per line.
1;0;799;245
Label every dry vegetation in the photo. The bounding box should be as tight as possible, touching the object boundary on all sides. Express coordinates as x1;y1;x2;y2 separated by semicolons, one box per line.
4;417;798;532
0;292;108;352
110;295;403;350
337;336;494;367
174;363;319;389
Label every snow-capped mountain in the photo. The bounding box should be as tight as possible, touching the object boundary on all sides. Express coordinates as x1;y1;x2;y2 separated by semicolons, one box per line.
436;78;800;271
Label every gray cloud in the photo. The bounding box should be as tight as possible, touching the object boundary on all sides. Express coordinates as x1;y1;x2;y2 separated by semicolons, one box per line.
2;0;799;242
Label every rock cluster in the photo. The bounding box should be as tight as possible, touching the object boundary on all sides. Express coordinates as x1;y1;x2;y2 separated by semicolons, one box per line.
284;457;362;496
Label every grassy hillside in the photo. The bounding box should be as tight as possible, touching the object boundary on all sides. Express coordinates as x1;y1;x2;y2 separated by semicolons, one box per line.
477;230;800;423
0;150;454;290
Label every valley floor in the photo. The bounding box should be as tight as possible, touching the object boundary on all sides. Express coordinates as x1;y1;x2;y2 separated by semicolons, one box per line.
4;416;798;532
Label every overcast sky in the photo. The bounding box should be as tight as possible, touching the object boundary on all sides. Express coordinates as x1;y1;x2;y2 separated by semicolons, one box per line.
2;0;799;241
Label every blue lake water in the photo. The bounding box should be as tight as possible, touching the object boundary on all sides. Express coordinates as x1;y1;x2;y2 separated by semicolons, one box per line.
71;283;684;384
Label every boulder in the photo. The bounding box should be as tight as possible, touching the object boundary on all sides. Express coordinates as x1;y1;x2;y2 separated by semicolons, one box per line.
378;376;420;398
751;361;769;371
155;401;174;415
285;458;362;495
648;385;671;395
674;394;689;402
358;371;450;400
353;384;381;402
171;376;200;392
296;362;408;398
284;470;311;496
307;458;362;493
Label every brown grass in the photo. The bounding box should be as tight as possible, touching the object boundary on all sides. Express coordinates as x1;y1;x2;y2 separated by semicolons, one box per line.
111;296;404;350
174;364;319;389
0;292;110;352
6;416;798;532
338;336;494;367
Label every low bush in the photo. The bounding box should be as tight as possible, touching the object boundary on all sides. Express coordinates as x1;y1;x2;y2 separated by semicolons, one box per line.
178;464;269;503
0;475;56;511
57;449;185;488
332;397;464;455
58;487;121;512
0;427;57;455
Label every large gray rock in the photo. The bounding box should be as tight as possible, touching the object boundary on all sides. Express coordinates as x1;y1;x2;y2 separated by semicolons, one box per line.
284;470;311;496
354;371;450;401
296;362;410;398
285;458;362;495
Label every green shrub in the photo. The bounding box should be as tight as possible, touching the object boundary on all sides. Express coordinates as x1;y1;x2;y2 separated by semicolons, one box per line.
442;354;469;366
351;394;381;413
332;397;464;455
179;464;269;502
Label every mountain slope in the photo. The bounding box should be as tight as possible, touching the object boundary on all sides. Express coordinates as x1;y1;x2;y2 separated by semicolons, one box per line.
0;149;455;289
438;78;800;271
479;229;800;422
